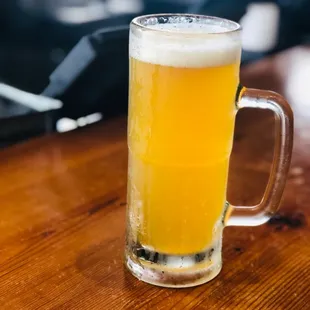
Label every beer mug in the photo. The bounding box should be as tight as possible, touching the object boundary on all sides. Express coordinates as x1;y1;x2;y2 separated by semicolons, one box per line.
125;14;293;288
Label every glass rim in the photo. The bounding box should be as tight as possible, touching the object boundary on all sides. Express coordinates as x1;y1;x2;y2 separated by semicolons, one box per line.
131;14;241;36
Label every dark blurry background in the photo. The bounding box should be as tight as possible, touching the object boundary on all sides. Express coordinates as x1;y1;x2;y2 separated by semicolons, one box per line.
0;0;310;146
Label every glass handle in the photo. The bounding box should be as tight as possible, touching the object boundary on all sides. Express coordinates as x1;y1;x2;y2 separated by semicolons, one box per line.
225;87;294;226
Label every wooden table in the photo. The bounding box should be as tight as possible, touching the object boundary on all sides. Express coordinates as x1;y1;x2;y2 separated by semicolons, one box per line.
0;47;309;309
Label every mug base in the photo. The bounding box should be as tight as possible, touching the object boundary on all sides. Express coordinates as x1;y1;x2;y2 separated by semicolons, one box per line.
125;243;222;288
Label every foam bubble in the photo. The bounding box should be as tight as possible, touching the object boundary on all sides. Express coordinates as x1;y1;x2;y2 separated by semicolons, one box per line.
130;23;241;68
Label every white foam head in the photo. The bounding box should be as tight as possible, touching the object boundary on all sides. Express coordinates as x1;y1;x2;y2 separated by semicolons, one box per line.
130;16;242;68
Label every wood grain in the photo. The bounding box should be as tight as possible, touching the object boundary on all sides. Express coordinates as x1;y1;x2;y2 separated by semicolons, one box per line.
0;47;309;309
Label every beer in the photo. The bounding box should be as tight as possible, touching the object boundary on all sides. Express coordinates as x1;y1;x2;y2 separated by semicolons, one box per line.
125;14;293;289
127;22;241;255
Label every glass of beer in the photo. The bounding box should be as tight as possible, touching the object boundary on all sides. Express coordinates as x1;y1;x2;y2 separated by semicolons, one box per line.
125;14;293;288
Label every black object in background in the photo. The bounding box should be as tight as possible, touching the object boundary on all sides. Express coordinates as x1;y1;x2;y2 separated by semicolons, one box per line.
42;26;129;120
